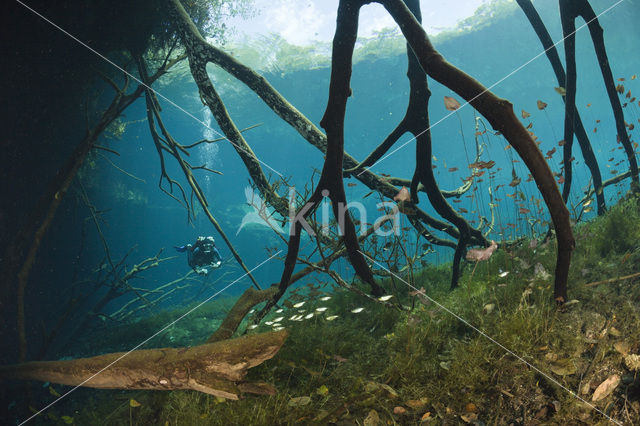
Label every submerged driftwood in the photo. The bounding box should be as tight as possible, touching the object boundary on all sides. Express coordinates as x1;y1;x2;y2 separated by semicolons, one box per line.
0;330;287;400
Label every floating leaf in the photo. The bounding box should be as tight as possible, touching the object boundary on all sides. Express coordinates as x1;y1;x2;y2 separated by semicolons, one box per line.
129;399;142;408
444;96;461;111
592;374;620;401
537;100;547;110
60;415;74;424
288;396;311;407
521;109;531;119
49;386;61;397
468;160;495;169
393;186;411;202
554;87;566;95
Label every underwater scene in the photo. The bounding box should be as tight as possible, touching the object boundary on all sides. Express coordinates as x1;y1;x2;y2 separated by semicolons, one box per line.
2;0;640;424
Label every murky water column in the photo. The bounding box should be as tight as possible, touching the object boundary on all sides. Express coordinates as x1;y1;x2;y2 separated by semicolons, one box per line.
199;108;220;196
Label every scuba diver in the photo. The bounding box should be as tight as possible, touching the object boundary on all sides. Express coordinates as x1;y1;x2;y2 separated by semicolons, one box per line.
175;236;222;275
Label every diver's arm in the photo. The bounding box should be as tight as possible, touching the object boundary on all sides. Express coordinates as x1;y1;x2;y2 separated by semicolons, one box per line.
212;247;222;262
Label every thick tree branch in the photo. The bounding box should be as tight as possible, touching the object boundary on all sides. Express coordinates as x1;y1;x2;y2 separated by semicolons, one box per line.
378;0;574;302
0;331;288;400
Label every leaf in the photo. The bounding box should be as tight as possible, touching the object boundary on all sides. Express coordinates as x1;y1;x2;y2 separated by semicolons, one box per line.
316;385;329;396
521;109;531;119
405;398;429;409
537;100;547;110
393;186;411;202
444;96;461;111
613;341;631;355
465;241;498;261
624;354;640;371
393;406;407;415
61;415;74;424
461;412;478;423
554;87;566;95
592;374;620;401
129;399;142;408
288;396;311;407
549;359;577;376
49;386;61;397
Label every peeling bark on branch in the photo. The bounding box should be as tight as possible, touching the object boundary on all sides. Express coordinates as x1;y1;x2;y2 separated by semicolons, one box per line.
0;331;287;400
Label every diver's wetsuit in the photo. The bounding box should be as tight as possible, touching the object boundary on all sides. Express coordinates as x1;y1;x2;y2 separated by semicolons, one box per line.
175;236;222;275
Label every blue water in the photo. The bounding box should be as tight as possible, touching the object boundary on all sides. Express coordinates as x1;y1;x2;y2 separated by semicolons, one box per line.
9;0;640;364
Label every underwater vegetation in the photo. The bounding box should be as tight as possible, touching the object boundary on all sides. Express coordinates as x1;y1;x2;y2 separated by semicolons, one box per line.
2;0;640;424
25;196;640;424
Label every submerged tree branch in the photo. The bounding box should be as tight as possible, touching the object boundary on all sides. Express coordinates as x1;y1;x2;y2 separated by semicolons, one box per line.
0;330;288;400
166;0;474;247
378;0;574;302
515;0;605;215
137;56;262;291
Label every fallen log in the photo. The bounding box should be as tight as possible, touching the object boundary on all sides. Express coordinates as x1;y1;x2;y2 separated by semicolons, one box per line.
0;330;287;400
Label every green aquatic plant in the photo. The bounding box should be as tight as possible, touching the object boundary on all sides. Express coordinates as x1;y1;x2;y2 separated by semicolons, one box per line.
583;195;640;258
59;198;640;424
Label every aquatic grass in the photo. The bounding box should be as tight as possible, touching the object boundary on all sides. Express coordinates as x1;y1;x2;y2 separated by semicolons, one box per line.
59;196;640;424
